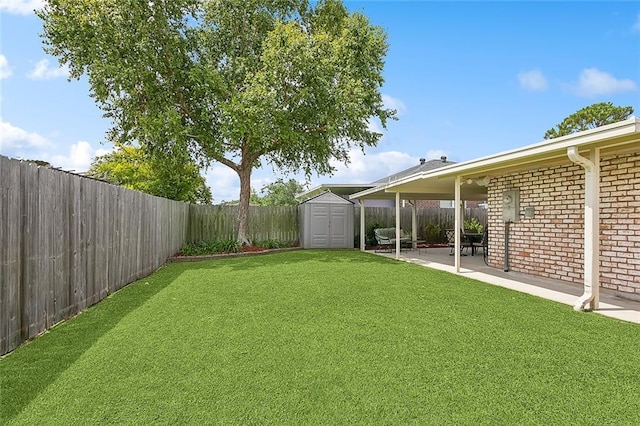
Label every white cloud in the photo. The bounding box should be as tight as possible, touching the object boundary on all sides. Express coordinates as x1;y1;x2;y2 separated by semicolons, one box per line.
0;55;12;79
204;165;240;203
0;119;109;172
0;0;45;15
0;119;50;150
571;68;637;97
28;59;69;80
323;148;417;184
518;69;548;91
382;94;407;115
633;13;640;32
50;141;111;172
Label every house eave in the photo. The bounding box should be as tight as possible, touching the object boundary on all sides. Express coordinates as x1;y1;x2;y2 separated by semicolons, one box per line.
350;117;640;200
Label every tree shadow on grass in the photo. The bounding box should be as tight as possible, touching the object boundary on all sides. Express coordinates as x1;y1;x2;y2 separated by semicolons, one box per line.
0;262;199;423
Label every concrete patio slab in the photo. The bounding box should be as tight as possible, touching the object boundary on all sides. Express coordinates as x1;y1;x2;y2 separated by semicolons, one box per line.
370;247;640;325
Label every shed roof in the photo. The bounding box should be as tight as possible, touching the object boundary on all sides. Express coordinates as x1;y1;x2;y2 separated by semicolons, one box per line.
299;190;354;205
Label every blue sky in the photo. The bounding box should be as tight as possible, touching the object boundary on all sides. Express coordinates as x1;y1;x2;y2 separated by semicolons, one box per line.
1;1;639;202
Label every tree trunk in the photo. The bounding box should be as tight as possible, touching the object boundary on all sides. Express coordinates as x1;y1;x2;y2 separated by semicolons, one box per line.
236;164;252;246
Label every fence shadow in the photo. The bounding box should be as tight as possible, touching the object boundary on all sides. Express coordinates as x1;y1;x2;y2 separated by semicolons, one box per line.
0;263;187;423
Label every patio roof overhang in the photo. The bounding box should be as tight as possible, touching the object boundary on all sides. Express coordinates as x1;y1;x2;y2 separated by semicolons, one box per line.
349;117;640;202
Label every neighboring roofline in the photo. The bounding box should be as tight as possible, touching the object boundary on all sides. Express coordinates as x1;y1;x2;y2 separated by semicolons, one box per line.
297;183;378;200
350;117;640;200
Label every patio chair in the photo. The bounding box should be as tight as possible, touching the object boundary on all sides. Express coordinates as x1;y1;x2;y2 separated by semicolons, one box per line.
374;227;411;252
445;229;472;256
475;228;487;255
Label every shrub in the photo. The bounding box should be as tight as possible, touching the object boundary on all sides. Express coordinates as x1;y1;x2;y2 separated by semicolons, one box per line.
365;221;388;246
464;217;484;233
424;223;444;244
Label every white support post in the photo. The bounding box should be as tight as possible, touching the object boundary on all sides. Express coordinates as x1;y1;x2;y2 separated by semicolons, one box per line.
454;176;461;272
395;192;401;259
411;200;417;249
359;199;366;252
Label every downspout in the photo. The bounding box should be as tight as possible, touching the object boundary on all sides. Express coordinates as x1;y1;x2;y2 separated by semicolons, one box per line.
567;146;600;311
359;199;366;252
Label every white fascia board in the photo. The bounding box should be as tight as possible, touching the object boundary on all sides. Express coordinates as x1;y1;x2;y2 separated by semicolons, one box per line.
349;182;396;199
433;117;639;177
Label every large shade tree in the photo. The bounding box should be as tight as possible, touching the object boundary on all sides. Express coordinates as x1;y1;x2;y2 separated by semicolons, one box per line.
544;102;634;140
38;0;395;244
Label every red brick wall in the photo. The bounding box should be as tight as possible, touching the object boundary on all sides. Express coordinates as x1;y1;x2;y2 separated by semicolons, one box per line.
486;152;640;297
414;200;440;208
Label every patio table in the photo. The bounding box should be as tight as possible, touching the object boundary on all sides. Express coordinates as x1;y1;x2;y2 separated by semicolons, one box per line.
464;233;483;256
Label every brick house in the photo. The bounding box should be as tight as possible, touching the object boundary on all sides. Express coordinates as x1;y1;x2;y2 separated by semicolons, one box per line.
351;118;640;308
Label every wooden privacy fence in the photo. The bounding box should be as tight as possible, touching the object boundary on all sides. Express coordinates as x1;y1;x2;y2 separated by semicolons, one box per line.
0;156;188;355
188;205;487;244
189;204;299;243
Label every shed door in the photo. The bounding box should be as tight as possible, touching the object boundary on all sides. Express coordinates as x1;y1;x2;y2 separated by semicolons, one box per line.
329;205;349;248
310;205;330;248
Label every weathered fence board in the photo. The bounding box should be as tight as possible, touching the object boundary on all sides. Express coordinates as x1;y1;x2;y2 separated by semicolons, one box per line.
0;156;22;351
0;155;189;356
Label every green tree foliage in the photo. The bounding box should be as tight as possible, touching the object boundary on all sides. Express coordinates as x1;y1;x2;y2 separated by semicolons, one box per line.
259;179;306;206
86;147;212;204
544;102;634;140
38;0;395;244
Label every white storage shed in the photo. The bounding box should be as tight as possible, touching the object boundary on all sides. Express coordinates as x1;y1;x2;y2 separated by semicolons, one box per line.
298;191;354;249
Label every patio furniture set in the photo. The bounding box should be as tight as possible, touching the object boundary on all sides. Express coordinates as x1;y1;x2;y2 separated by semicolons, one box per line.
373;227;486;256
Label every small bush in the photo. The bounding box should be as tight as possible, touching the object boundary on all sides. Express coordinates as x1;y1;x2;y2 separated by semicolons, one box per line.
365;221;388;246
424;223;444;244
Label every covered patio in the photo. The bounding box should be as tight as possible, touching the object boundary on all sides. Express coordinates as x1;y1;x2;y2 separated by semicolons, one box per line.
351;117;640;314
370;246;640;324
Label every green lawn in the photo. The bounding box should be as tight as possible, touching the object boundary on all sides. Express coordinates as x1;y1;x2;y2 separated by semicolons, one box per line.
2;250;639;425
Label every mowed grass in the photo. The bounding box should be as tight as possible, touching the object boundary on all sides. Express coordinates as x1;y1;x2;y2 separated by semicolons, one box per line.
2;250;640;425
